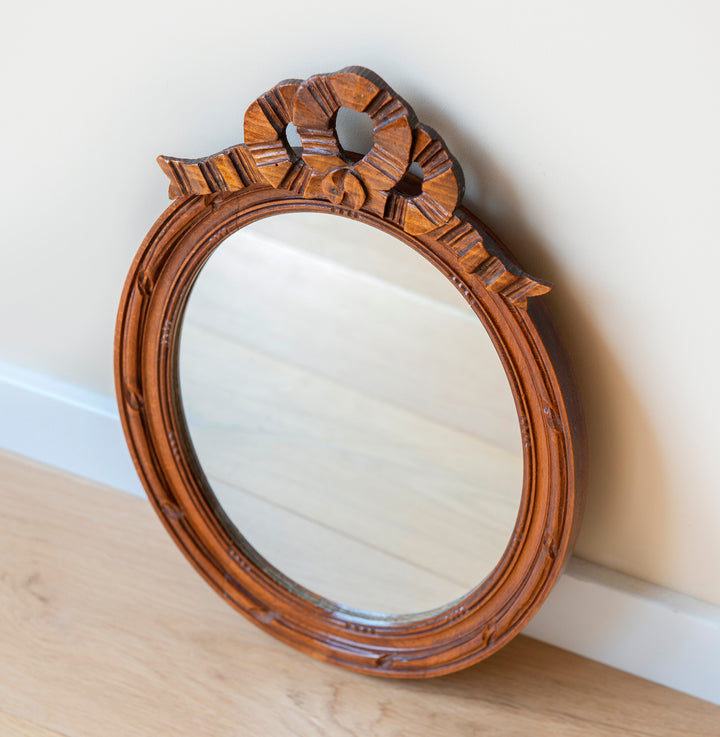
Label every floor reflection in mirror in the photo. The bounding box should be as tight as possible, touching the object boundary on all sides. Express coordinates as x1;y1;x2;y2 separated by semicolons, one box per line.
180;213;524;615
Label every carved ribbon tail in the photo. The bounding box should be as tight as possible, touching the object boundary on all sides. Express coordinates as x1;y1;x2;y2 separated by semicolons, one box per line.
157;146;262;199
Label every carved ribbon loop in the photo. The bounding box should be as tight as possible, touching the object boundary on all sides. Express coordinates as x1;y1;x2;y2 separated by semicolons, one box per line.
293;67;415;193
154;66;551;306
386;125;464;235
243;80;312;194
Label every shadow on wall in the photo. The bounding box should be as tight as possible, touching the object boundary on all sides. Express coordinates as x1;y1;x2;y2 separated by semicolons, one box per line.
415;103;672;583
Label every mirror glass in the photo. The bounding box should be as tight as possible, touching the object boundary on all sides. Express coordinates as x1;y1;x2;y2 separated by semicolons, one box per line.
179;212;523;615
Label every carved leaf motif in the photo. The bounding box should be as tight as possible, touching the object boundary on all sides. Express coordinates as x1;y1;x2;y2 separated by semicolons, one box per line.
481;620;498;646
249;607;279;624
375;653;395;668
160;502;184;520
543;404;563;432
137;269;153;297
123;384;144;413
544;533;558;561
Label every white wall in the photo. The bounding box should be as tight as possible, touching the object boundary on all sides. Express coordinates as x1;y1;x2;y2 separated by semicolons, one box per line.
2;1;719;614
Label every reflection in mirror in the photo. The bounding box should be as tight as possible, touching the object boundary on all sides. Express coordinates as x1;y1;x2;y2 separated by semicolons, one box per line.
179;213;523;615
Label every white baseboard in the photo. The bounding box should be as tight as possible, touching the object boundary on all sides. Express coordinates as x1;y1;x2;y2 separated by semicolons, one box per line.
0;361;144;498
524;558;720;705
1;362;718;705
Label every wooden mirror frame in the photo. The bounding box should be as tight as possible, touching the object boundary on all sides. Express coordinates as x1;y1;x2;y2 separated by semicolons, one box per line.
114;66;587;678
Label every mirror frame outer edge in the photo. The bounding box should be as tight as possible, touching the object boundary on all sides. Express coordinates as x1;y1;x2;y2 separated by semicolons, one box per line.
114;67;587;678
114;189;586;678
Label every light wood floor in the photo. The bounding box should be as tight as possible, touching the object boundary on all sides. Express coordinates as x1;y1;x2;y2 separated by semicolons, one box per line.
0;450;717;736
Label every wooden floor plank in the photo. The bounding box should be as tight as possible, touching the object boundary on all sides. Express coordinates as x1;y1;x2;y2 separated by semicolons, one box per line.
0;711;66;737
0;451;717;737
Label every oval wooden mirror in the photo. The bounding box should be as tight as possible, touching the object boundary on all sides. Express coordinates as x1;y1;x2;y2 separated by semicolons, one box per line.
114;66;587;677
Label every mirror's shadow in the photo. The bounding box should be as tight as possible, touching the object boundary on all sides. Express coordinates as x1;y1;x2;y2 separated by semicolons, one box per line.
179;213;523;616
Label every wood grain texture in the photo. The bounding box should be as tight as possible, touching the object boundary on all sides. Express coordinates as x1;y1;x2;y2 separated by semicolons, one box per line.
157;66;550;304
0;712;65;737
0;452;717;737
115;67;588;676
115;188;585;676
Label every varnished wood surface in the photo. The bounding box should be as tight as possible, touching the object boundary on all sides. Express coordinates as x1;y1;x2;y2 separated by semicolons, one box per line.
116;66;585;674
0;450;716;737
